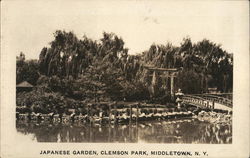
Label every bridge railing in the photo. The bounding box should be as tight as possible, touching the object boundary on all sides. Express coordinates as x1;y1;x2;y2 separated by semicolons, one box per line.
183;94;233;108
192;94;233;108
182;95;215;109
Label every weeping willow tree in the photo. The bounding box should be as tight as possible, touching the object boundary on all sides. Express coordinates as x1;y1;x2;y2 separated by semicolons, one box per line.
37;30;149;102
176;38;233;94
128;37;233;96
35;31;233;103
16;29;233;114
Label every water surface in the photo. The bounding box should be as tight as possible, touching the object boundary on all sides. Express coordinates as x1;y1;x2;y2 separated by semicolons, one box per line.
16;118;232;144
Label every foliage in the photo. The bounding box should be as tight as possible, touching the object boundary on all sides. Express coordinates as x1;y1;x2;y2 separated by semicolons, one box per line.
16;52;39;85
16;30;233;113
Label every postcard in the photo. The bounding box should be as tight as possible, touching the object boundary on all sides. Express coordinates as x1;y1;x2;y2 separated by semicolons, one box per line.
1;0;249;158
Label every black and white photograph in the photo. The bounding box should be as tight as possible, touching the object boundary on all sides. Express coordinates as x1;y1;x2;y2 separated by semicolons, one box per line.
1;0;249;158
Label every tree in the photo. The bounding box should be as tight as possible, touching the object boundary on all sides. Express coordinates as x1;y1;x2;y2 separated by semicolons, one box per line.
35;30;233;104
16;52;39;85
176;70;202;94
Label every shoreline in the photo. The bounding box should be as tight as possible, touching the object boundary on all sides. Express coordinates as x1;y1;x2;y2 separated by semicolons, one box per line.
16;110;232;125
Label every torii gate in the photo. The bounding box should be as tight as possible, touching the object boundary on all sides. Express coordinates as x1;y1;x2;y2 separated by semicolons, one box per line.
144;65;182;99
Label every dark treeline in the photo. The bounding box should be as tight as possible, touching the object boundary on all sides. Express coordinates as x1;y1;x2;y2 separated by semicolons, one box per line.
16;30;233;112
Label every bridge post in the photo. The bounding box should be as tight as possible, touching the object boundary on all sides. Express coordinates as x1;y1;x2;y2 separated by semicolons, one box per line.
136;103;139;124
99;108;103;123
87;103;91;124
170;75;175;99
114;102;117;124
109;103;112;124
129;104;132;124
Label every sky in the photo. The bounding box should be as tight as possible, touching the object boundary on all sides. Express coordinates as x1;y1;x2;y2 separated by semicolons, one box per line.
1;0;249;59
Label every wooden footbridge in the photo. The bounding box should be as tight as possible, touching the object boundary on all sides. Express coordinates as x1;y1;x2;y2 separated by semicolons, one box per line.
182;93;233;112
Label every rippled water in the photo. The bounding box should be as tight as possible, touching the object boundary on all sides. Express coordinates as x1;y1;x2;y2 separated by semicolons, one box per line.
16;118;232;144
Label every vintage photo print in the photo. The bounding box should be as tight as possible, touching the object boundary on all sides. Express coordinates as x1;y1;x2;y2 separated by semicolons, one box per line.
1;0;249;158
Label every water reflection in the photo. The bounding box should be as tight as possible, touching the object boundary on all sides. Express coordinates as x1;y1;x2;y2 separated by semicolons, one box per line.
16;119;232;144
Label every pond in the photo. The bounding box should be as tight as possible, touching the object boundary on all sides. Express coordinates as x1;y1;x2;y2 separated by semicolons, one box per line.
16;118;232;144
